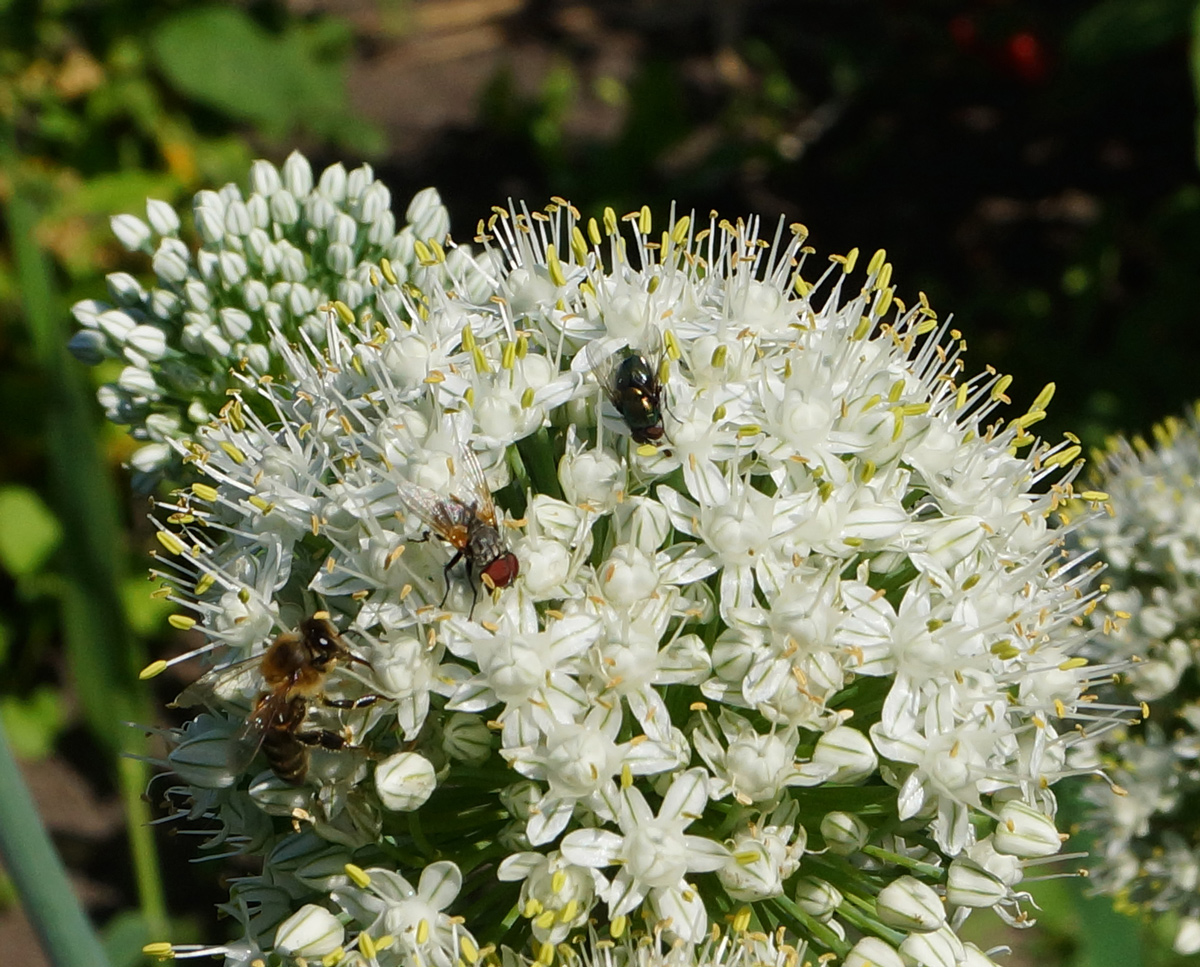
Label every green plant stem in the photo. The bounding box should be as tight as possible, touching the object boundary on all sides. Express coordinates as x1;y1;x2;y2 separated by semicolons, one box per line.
0;714;112;967
4;144;168;943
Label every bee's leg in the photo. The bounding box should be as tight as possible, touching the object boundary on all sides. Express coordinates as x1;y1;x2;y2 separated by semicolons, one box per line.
294;729;351;751
322;694;383;710
440;549;464;607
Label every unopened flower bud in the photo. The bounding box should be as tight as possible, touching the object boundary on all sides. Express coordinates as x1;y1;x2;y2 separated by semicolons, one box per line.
193;205;226;245
946;858;1008;908
501;780;541;821
820;810;869;854
442;713;492;765
219;307;253;341
127;324;168;360
153;240;191;283
407;187;449;240
559;447;623;512
97;309;137;343
794;876;842;921
118;365;159;397
282;150;313;196
876;876;946;932
993;800;1062;858
68;329;108;365
330;212;357;246
106;271;146;306
224;199;252;237
318;162;348;202
219;251;248;286
167;718;239;789
812;725;877;784
146;198;180;236
899;924;963;967
844;937;905;967
273;903;344;958
375;751;436;811
326;241;355;275
130;443;172;474
111;213;151;251
270;188;300;226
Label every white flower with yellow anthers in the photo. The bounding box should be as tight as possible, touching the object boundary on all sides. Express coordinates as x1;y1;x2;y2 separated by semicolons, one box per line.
122;181;1128;966
1074;402;1200;954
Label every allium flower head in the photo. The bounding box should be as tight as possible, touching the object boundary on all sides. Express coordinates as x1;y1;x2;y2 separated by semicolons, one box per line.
112;161;1124;965
69;153;472;486
1076;403;1200;954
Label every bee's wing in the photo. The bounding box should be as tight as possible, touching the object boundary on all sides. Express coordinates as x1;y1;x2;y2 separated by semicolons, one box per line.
227;692;282;776
173;653;264;711
397;477;473;544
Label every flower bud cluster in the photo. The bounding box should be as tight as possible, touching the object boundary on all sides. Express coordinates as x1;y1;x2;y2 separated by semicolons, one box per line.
1075;404;1200;955
68;152;474;486
122;181;1123;966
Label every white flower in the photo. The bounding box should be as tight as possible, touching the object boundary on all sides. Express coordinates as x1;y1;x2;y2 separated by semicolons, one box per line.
560;769;730;941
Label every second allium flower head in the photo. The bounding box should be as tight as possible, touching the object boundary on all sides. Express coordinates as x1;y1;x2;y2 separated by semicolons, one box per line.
94;156;1123;966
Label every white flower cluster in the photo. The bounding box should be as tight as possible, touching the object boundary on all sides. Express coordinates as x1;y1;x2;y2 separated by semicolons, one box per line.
129;167;1120;967
1075;405;1200;955
67;152;480;486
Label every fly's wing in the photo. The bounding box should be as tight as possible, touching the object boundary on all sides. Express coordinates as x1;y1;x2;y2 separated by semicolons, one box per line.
396;477;473;545
172;653;264;713
574;335;630;402
455;445;499;526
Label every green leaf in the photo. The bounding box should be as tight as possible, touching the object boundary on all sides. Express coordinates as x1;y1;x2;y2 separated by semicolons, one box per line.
100;910;150;967
1066;0;1194;64
0;485;63;578
149;7;354;140
121;575;172;636
0;687;67;761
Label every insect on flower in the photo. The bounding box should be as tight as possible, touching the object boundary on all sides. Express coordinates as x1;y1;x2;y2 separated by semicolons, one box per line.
581;338;667;446
397;445;520;616
177;614;379;785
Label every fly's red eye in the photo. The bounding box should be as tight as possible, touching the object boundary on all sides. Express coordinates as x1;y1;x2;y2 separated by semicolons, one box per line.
482;553;520;590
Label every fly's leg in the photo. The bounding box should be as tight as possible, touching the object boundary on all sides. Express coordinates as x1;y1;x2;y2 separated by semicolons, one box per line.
441;548;464;607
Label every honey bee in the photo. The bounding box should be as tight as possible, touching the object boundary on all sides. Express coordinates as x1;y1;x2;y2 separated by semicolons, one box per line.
397;445;520;616
178;615;378;785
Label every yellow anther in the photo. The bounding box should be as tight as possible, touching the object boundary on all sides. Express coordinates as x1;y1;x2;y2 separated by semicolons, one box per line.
1058;657;1088;671
168;614;195;631
413;239;433;265
521;387;535;409
219;442;246;464
710;344;727;368
461;936;479;964
638;205;652;235
603;207;617;236
139;660;168;680
345;863;372;888
156;531;186;555
502;341;517;370
1031;382;1056;412
712;405;727;423
380;258;397;285
843;247;859;274
588;217;602;245
535;911;556;930
142;943;175;961
611;916;628;939
1080;490;1109;502
737;424;761;438
191;482;219;502
194;572;215;595
360;933;377;960
867;248;887;276
571;226;588;264
322;949;345;966
461;325;476;352
416;919;430;945
551;870;566;893
636;444;658;457
546;244;567;288
621;763;633;788
991;374;1013;401
472;347;490;373
248;495;273;513
875;285;894;316
427;237;447;263
672;215;691;245
332;300;355;325
663;328;681;359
